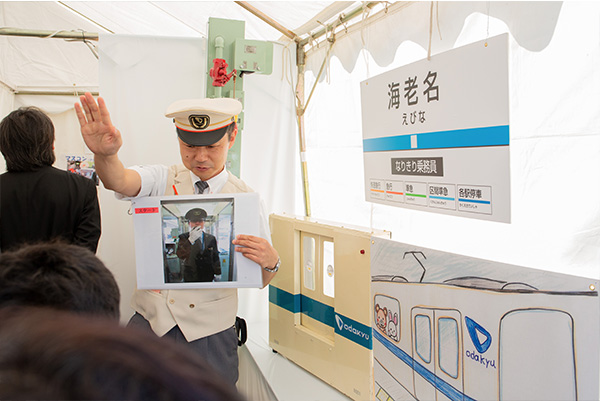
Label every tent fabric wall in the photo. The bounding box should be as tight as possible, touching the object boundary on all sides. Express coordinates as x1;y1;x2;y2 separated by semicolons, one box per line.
303;1;600;279
0;85;14;132
0;2;99;93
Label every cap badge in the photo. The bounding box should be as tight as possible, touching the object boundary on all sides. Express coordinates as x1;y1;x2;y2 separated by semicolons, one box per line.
189;115;210;130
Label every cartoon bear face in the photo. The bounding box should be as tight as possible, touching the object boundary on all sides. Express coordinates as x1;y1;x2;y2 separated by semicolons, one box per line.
375;304;388;332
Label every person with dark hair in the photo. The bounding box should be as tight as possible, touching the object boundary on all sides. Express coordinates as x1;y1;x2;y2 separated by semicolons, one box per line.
75;93;279;385
176;208;221;282
0;106;101;253
0;241;120;319
0;307;246;401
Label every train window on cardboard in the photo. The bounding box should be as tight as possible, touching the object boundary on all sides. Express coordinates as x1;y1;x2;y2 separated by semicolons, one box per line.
415;314;432;363
322;240;334;298
374;295;401;343
302;235;316;291
499;309;576;400
438;317;459;379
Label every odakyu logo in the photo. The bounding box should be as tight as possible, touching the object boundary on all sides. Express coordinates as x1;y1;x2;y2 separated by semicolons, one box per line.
335;314;344;331
335;314;370;341
465;316;492;353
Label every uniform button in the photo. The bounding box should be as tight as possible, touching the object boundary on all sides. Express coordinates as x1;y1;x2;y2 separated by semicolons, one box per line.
169;299;175;304
189;304;195;309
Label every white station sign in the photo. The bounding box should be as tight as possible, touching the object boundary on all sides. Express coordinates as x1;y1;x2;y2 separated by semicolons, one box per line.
361;34;510;223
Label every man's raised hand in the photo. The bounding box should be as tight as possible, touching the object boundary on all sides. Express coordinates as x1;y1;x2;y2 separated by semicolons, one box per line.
74;92;122;157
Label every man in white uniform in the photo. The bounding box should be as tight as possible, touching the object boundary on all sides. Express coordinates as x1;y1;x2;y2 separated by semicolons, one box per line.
74;92;279;386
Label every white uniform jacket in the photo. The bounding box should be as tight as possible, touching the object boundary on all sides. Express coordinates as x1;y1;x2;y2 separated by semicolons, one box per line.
130;164;254;341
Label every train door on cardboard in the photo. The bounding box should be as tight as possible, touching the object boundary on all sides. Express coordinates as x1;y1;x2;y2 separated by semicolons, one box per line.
499;308;576;401
300;232;335;341
412;307;463;401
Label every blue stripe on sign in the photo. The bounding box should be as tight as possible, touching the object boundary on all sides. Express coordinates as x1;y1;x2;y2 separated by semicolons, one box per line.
373;330;475;401
269;286;372;349
363;125;509;152
458;198;491;204
429;196;455;201
269;286;300;313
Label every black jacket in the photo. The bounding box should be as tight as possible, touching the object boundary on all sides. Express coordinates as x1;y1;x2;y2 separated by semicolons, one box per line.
176;231;221;282
0;166;101;253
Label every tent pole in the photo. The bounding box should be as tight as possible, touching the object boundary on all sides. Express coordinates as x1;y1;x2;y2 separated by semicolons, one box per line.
234;1;314;216
295;45;311;217
0;28;98;41
234;1;298;40
13;90;99;96
298;1;379;48
303;38;335;113
291;1;380;217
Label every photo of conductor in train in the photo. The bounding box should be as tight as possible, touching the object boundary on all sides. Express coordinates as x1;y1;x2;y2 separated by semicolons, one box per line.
175;208;221;283
162;199;235;284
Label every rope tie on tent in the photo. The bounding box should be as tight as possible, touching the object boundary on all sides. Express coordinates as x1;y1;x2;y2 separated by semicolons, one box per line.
436;2;442;40
428;2;434;59
302;32;336;114
325;22;337;83
35;28;99;59
360;2;372;78
427;1;442;60
298;14;340;115
280;42;297;127
281;42;290;83
485;1;491;47
42;30;63;39
76;29;99;59
48;29;99;59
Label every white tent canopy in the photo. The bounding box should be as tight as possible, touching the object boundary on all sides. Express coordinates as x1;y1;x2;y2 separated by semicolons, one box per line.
0;2;567;93
0;1;369;96
1;0;599;339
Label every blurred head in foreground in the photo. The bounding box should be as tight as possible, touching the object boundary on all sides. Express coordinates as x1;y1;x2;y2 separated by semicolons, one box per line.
0;307;246;401
0;241;120;319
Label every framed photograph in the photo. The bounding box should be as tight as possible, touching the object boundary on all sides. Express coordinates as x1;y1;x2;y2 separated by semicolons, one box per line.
131;192;262;289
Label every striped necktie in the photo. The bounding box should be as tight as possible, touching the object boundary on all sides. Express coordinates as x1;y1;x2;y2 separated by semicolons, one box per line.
195;180;209;194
